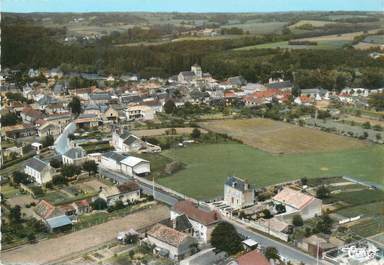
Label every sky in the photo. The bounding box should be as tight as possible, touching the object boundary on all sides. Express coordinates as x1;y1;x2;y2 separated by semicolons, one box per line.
2;0;383;13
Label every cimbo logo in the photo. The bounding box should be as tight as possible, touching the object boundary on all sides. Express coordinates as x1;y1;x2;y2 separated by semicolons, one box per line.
341;245;378;260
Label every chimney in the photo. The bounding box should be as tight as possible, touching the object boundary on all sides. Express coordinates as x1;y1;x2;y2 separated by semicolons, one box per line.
172;218;177;229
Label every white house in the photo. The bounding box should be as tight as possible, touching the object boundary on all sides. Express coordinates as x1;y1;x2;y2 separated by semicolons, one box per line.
24;157;54;185
99;181;141;206
224;176;255;209
111;130;161;153
100;151;126;172
120;156;150;177
272;187;322;221
62;146;87;166
147;223;197;260
171;200;221;243
125;105;155;121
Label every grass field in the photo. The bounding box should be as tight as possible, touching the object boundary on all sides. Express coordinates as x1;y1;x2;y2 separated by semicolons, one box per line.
235;30;382;50
221;21;287;34
157;143;384;199
199;119;366;154
288;20;335;29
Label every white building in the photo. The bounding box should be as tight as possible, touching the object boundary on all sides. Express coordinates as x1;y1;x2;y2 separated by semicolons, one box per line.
125;105;155;121
100;151;126;172
272;187;322;221
120;156;150;177
24;157;54;185
62;146;87;166
111;130;161;153
171;200;221;243
224;176;255;209
147;223;197;260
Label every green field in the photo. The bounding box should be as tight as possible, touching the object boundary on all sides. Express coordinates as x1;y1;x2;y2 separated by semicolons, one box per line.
157;143;384;199
221;21;287;34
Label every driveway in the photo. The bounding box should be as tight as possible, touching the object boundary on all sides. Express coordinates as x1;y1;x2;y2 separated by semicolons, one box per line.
1;204;169;265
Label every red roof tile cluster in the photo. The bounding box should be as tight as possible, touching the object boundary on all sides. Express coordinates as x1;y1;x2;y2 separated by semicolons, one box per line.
173;200;220;226
236;250;271;265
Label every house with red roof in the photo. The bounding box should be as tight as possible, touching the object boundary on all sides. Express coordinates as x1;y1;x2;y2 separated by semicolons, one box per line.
235;249;271;265
171;200;221;243
272;187;322;221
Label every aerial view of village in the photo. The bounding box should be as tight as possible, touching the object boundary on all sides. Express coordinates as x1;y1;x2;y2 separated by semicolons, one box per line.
0;0;383;264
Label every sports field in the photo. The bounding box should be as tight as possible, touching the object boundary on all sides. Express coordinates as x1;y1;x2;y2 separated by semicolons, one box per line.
157;143;384;199
199;118;366;154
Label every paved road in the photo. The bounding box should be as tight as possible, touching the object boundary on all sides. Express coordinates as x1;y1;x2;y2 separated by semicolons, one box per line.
232;221;326;265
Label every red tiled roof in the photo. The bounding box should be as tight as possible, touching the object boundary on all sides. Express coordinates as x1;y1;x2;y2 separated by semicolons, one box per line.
21;107;43;119
173;200;220;226
237;250;270;265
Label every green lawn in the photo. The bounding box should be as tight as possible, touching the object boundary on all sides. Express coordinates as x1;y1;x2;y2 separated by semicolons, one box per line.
157;143;384;199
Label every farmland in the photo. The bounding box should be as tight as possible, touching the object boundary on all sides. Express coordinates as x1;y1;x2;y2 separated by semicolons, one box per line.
199;118;367;154
235;30;383;50
157;143;384;199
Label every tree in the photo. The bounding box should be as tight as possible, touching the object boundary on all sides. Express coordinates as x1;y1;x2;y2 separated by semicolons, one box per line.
191;128;201;139
163;99;176;114
9;205;22;223
211;222;242;255
292;214;304;227
83;160;98;176
50;158;62;169
12;171;31;185
42;135;54;147
27;233;37;243
316;185;330;199
376;133;382;141
300;177;308;185
68;96;82;115
1;112;20;126
91;198;107;210
275;204;286;214
262;209;273;219
314;214;333;234
368;93;384;111
265;246;279;260
61;165;81;178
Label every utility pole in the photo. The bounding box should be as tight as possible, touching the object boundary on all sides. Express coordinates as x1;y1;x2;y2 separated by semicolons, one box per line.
152;176;156;200
316;239;320;265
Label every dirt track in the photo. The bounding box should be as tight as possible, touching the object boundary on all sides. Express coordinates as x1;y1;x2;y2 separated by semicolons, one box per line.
1;204;169;265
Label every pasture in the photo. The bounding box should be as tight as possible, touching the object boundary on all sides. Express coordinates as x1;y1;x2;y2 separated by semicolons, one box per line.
157;143;384;199
198;118;366;154
221;21;287;34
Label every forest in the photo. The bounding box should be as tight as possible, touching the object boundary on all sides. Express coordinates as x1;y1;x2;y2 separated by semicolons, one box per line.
2;17;384;90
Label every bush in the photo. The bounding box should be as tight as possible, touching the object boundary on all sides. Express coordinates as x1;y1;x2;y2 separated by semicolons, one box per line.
211;222;242;255
91;198;107;210
292;215;304;227
316;185;330;199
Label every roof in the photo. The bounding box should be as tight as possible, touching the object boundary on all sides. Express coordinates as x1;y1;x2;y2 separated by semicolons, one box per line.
123;135;140;145
21;107;43;119
264;81;292;89
101;151;126;163
63;147;86;160
161;214;192;232
242;239;258;247
34;200;57;219
273;187;316;210
25;157;50;172
116;181;140;193
225;176;253;192
89;93;112;101
236;250;270;265
120;156;148;167
259;217;289;232
173;200;220;226
46;215;72;229
147;223;192;247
